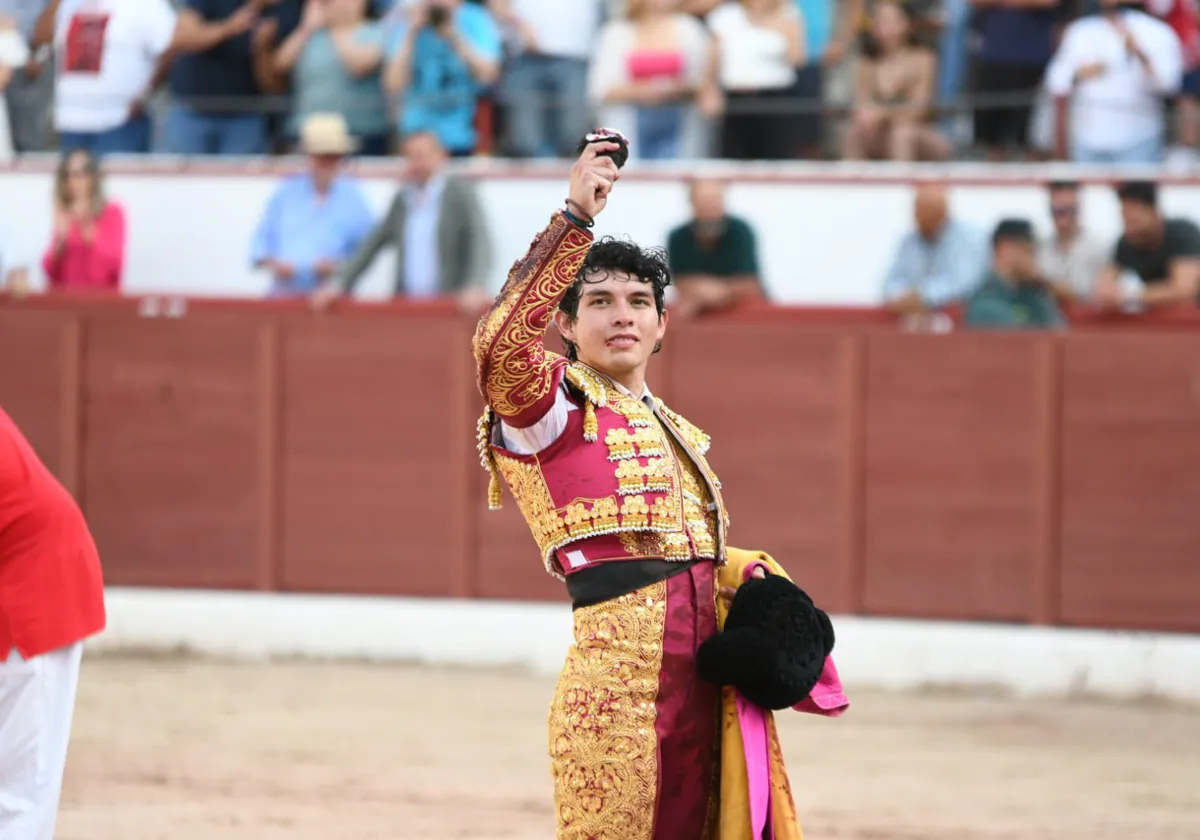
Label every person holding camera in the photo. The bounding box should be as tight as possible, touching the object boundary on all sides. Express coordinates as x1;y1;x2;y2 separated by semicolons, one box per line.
383;0;501;156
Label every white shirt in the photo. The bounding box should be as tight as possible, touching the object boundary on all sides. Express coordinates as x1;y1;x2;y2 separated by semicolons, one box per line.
1044;10;1182;153
508;0;603;60
402;174;445;299
1037;231;1108;301
53;0;177;132
707;2;798;91
500;377;652;455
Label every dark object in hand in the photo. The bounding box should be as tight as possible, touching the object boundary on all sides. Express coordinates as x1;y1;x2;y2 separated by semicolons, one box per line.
428;5;449;28
576;129;630;170
697;574;835;711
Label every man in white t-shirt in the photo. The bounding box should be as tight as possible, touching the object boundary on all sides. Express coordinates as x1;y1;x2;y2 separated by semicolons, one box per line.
53;0;176;153
53;0;258;154
1044;0;1183;164
488;0;603;158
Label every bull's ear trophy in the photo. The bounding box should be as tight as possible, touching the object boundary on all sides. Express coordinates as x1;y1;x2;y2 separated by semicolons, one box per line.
576;128;630;170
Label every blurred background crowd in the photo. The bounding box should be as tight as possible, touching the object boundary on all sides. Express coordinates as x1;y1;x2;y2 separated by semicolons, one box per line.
0;0;1198;165
1;0;1199;326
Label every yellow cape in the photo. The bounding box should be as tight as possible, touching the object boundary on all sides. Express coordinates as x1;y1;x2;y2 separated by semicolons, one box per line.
716;548;806;840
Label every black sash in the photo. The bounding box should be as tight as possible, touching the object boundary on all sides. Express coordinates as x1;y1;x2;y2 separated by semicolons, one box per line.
566;558;702;610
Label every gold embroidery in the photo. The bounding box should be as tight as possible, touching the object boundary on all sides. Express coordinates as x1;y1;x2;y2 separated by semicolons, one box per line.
674;437;718;558
548;580;666;840
604;427;665;462
614;457;673;496
473;213;594;419
618;531;663;557
564;364;612;411
483;358;728;577
657;401;712;455
662;532;692;559
608;394;656;428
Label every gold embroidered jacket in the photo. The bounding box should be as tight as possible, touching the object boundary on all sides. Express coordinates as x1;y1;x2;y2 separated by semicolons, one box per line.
472;211;730;580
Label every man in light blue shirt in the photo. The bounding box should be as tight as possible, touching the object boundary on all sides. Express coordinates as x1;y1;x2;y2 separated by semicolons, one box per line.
882;184;988;314
249;113;376;298
383;0;501;156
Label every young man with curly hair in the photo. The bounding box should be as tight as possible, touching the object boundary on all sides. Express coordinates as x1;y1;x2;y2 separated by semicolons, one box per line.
471;132;847;839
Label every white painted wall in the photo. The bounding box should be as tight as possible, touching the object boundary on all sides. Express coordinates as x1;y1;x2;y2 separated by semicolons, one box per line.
4;158;1199;306
91;587;1200;704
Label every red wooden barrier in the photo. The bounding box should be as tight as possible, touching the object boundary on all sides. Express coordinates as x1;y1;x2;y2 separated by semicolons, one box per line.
1;296;1198;632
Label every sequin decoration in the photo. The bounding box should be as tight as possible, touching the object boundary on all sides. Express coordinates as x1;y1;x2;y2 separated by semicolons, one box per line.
548;580;667;839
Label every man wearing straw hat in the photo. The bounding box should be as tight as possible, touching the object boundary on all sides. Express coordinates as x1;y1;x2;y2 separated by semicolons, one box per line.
249;112;376;298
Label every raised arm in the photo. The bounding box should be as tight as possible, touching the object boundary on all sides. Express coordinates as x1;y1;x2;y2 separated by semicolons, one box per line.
471;139;623;427
471;211;593;426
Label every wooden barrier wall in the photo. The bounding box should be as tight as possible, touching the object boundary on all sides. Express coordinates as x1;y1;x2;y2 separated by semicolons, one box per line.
2;297;1199;634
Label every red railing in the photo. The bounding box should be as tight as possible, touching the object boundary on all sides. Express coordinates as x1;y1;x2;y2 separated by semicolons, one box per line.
2;295;1198;633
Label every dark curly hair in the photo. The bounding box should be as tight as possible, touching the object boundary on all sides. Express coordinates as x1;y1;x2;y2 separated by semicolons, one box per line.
558;236;672;362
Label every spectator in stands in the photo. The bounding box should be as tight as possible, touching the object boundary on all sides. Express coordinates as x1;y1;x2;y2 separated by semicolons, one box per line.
249;113;375;298
843;0;949;161
685;0;864;159
588;0;714;161
489;0;603;158
162;0;301;156
1037;180;1106;304
795;0;865;158
50;0;268;155
0;14;27;158
311;130;493;311
0;0;53;154
936;0;972;146
274;0;391;155
881;183;987;316
0;214;29;297
1092;180;1200;312
1044;0;1182;165
1147;0;1200;167
970;0;1063;161
964;218;1064;328
707;0;807;160
383;0;501;157
41;149;125;292
666;177;765;317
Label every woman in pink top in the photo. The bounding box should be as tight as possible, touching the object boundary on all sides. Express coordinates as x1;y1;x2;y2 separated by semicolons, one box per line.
42;149;126;292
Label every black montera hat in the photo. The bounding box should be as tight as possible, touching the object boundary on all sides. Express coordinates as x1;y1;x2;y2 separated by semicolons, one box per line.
697;575;835;711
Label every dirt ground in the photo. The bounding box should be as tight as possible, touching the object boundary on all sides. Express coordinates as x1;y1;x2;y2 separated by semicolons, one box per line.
57;654;1200;840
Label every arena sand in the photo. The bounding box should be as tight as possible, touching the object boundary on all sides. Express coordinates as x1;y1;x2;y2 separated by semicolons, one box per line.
57;654;1200;839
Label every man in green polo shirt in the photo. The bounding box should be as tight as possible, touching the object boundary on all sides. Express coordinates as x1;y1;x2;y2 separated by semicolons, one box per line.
666;178;765;317
964;218;1065;329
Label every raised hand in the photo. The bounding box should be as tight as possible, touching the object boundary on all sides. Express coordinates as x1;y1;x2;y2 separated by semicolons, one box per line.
567;141;623;221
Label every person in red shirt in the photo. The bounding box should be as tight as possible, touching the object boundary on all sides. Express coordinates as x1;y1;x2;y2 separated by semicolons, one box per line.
41;149;126;292
0;407;106;839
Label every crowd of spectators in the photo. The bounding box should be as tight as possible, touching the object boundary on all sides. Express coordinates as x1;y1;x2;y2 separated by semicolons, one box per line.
0;0;1198;164
881;177;1200;329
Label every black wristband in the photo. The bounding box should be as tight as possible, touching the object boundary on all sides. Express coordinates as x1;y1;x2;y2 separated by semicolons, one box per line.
563;203;594;229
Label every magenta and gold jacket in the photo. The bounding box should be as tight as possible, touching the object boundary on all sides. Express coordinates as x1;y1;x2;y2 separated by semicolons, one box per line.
472;211;730;580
